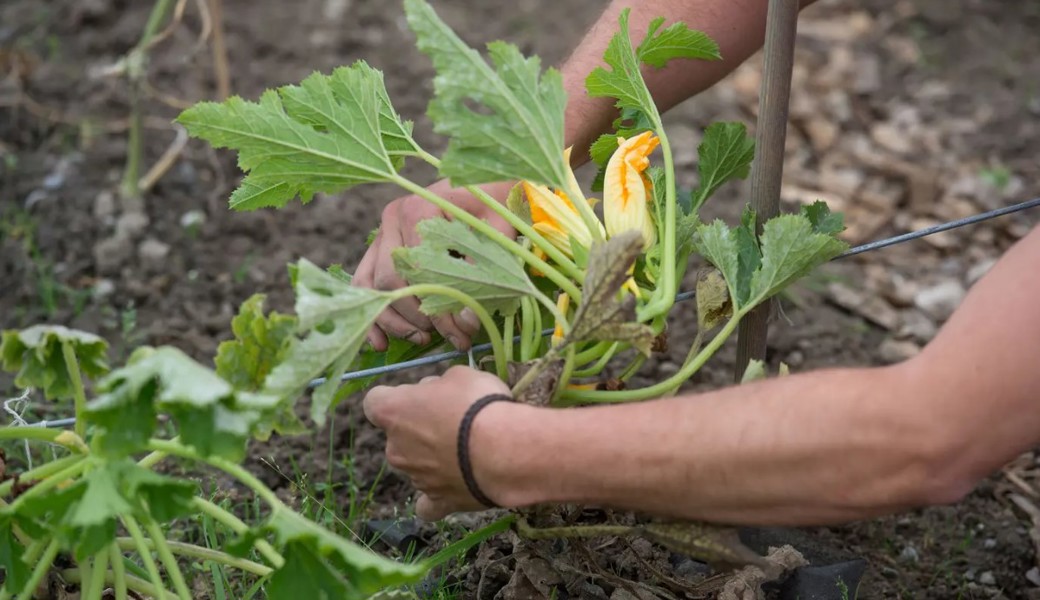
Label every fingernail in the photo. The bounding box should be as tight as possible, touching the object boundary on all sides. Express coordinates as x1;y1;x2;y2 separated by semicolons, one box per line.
405;330;427;344
458;308;481;333
446;334;461;349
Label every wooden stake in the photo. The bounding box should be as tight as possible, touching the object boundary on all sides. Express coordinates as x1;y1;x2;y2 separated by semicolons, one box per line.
734;0;800;382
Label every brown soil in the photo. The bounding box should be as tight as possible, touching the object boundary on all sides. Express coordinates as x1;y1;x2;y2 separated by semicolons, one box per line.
2;0;1038;598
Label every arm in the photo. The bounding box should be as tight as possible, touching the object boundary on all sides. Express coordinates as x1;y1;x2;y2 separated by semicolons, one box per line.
356;0;816;350
364;225;1040;524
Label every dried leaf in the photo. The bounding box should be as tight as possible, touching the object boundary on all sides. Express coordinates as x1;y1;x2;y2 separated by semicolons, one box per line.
566;231;655;355
695;268;732;332
505;182;531;225
639;522;768;572
508;358;564;406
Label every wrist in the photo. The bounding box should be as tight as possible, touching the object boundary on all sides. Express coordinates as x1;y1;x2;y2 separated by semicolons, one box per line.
468;401;551;509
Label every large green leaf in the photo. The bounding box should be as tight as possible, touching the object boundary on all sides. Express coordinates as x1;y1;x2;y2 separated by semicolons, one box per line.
0;325;109;401
262;259;393;426
393;218;537;317
690;122;756;212
403;0;569;188
0;516;30;594
88;347;278;461
177;61;413;210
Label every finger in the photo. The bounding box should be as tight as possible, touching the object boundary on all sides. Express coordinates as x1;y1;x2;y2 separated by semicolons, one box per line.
432;314;470;351
419;375;440;384
456;308;482;337
362;385;396;429
367;324;388;352
375;306;432;346
415;493;450;522
388;294;434;333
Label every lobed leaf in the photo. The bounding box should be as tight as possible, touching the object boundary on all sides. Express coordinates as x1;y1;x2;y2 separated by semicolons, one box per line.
0;325;109;401
636;17;721;68
393;218;537;318
262;259;393;426
177;61;413;210
404;0;569;189
690;122;756;212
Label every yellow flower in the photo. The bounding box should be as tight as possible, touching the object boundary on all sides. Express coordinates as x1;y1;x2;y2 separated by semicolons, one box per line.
551;293;570;346
523;150;603;258
603;131;660;250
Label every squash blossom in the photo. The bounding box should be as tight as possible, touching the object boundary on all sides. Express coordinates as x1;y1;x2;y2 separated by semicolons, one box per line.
523;148;603;260
603;131;659;250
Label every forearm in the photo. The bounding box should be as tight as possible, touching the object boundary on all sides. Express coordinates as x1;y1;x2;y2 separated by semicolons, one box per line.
479;225;1040;526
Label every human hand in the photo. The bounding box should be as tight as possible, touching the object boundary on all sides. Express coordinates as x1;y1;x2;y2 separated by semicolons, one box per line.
354;179;515;351
362;366;518;521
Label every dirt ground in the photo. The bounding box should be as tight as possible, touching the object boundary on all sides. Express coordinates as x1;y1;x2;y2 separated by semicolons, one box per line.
2;0;1039;598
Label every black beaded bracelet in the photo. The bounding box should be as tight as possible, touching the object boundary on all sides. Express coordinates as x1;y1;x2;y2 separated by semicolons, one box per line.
456;393;513;508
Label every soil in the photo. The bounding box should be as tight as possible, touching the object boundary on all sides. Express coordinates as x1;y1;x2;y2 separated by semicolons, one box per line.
2;0;1039;598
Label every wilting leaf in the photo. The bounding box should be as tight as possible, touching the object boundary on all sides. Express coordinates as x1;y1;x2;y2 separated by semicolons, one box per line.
177;61;413;210
0;325;109;401
639;522;768;571
393;219;537;318
690;122;756;212
404;0;569;190
264;259;393;426
564;232;655;356
507;357;564;406
695;268;732;332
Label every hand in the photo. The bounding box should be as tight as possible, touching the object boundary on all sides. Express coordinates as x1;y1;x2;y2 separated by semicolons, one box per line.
354;179;516;351
363;366;516;520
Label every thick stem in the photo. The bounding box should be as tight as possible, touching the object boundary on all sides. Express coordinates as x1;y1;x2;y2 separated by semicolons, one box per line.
110;544;128;600
122;516;169;600
637;127;678;322
15;538;59;600
145;440;281;508
515;518;633;541
85;549;110;600
503;313;514;365
7;459;89;513
142;518;192;600
393;284;507;379
58;569;176;600
552;344;577;404
571;341;614;368
392;175;582;302
519;297;534;362
114;538;272;576
61;341;89;439
571;342;619;378
558;312;743;404
192;497;284;568
0;454;83;497
0;427;87;454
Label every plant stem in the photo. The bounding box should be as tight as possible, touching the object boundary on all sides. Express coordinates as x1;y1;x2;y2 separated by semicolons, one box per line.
7;459;90;513
0;427;87;454
637;126;678;322
571;341;614;368
192;497;284;568
110;544;128;600
553;344;577;404
79;556;93;599
113;538;272;576
415;150;584;282
142;518;192;600
122;515;169;600
558;312;743;404
392;175;582;302
571;343;619;378
58;569;176;600
519;297;533;361
60;341;89;439
0;454;83;497
502;313;514;365
510;346;559;398
85;549;110;600
15;538;59;600
145;440;280;509
393;284;507;379
515;517;633;541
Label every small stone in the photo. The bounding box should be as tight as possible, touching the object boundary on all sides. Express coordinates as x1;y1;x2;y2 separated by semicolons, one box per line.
828;282;900;330
1026;566;1040;587
179;209;206;229
138;238;171;273
819;166;865;197
898;544;920;564
965;568;977;581
93;235;133;275
804;118;840;153
93;190;116;220
116;211;150;239
871;123;914;155
884;273;919;308
657;361;680;377
914;280;967;321
983;538;997;550
854;54;882;94
967;258;997;285
911;217;958;250
786;350;805;368
898;310;938;343
91;278;116;300
879;338;921;364
979;571;996;586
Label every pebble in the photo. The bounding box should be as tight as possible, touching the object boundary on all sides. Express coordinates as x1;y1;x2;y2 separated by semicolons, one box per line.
1026;566;1040;587
898;544;920;564
914;280;967;322
138;238;171;273
91;278;116;301
879;338;921;364
93;190;116;220
983;538;997;550
92;235;133;275
116;211;150;240
898;309;938;343
179;209;206;230
828;282;900;330
979;571;996;586
785;350;805;368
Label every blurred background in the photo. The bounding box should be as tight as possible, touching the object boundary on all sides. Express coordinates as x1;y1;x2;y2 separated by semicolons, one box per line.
1;0;1038;597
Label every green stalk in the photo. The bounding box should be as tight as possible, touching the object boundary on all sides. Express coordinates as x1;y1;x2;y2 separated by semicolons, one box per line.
192;497;284;568
142;518;192;600
0;427;87;454
145;440;280;508
79;556;93;600
61;341;89;438
114;538;272;577
15;538;59;600
571;341;614;367
502;312;514;365
558;312;743;404
0;454;84;496
122;516;169;600
571;343;619;378
7;459;90;513
393;284;506;379
423;513;515;568
531;300;543;358
58;569;176;600
85;549;110;600
561;176;605;244
392;175;582;302
519;297;533;361
110;544;128;600
637;126;678;322
415;150;584;282
552;344;578;404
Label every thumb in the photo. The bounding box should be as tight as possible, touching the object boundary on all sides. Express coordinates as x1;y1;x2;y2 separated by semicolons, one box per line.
415;493;450;522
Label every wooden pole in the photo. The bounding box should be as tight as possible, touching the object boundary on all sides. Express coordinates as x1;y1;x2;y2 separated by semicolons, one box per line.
734;0;800;382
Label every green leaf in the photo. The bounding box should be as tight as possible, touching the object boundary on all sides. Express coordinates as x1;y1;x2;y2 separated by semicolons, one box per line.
636;17;721;68
88;347;277;460
733;208;761;306
748;214;848;305
263;259;393;426
565;231;655;356
268;541;356;600
740;359;767;384
690;122;755;212
404;0;568;188
393;219;537;317
177;61;411;211
0;516;30;593
119;462;197;523
263;509;427;597
216;294;303;440
0;325;109;401
800;200;845;236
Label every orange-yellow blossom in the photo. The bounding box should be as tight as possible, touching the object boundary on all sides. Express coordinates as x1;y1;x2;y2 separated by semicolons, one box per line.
603;131;660;250
524;148;603;260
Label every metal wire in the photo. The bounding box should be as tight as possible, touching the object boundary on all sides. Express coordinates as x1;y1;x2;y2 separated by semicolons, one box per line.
28;195;1039;428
